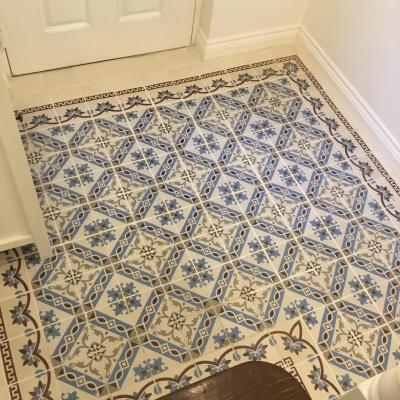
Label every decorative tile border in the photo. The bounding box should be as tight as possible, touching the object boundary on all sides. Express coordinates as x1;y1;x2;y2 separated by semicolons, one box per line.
15;55;400;221
0;249;54;400
3;54;400;400
134;321;340;400
0;248;341;399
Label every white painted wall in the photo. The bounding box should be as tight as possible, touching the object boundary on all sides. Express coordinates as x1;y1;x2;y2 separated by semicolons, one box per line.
0;60;51;257
200;0;310;39
302;0;400;141
197;0;310;58
0;139;31;250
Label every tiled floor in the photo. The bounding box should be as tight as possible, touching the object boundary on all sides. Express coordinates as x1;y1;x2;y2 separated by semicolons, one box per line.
1;46;400;400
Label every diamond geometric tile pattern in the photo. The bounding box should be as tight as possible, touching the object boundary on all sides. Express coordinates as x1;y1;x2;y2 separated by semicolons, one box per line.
1;55;400;400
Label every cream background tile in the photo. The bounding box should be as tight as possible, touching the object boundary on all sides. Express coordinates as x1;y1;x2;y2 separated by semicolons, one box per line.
9;45;295;108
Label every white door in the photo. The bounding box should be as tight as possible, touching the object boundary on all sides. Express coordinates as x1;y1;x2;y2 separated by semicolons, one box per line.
1;0;196;75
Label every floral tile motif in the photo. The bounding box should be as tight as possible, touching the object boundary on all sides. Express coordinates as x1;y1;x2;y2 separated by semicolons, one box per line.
3;55;400;400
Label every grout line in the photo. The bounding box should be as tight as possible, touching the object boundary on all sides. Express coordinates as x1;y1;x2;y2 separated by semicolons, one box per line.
4;53;400;398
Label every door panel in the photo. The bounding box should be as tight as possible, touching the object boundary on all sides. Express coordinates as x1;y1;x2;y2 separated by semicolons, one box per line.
2;0;195;74
40;0;90;32
120;0;160;16
119;0;162;23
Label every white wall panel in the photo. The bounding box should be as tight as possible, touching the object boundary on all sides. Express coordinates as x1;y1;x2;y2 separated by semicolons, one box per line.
0;139;31;250
303;0;400;144
200;0;310;40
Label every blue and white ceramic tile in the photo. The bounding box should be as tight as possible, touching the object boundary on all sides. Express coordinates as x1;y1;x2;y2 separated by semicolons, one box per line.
2;55;400;400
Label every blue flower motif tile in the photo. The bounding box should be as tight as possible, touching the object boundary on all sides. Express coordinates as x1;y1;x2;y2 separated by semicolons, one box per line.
6;56;400;400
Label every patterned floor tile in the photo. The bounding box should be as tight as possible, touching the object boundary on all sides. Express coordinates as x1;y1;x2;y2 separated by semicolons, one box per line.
308;299;386;378
4;55;400;400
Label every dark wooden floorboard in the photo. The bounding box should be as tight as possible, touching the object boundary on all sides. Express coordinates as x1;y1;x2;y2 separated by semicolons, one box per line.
160;361;312;400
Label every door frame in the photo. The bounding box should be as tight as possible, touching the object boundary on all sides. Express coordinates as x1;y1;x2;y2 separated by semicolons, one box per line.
191;0;204;45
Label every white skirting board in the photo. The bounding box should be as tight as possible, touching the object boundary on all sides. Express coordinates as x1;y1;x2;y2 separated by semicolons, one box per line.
0;233;33;253
195;25;298;59
294;27;400;181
